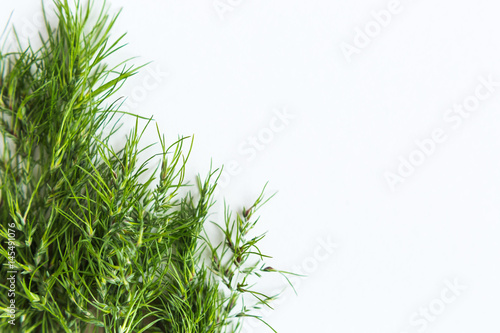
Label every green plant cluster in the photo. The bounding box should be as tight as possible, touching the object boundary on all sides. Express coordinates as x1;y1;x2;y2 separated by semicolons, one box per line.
0;1;289;332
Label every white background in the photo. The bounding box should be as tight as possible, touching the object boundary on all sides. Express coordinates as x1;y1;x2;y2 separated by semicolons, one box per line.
2;1;500;332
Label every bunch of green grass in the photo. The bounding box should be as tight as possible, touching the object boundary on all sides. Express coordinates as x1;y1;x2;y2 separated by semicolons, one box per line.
0;1;291;332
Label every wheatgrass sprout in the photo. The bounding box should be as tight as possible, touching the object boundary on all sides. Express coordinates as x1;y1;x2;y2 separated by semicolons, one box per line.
0;0;291;332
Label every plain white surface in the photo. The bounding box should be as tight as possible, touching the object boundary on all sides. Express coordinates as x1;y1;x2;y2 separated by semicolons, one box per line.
2;1;500;332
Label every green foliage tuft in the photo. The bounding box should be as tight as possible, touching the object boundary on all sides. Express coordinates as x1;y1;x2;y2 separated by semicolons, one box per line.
0;1;289;332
